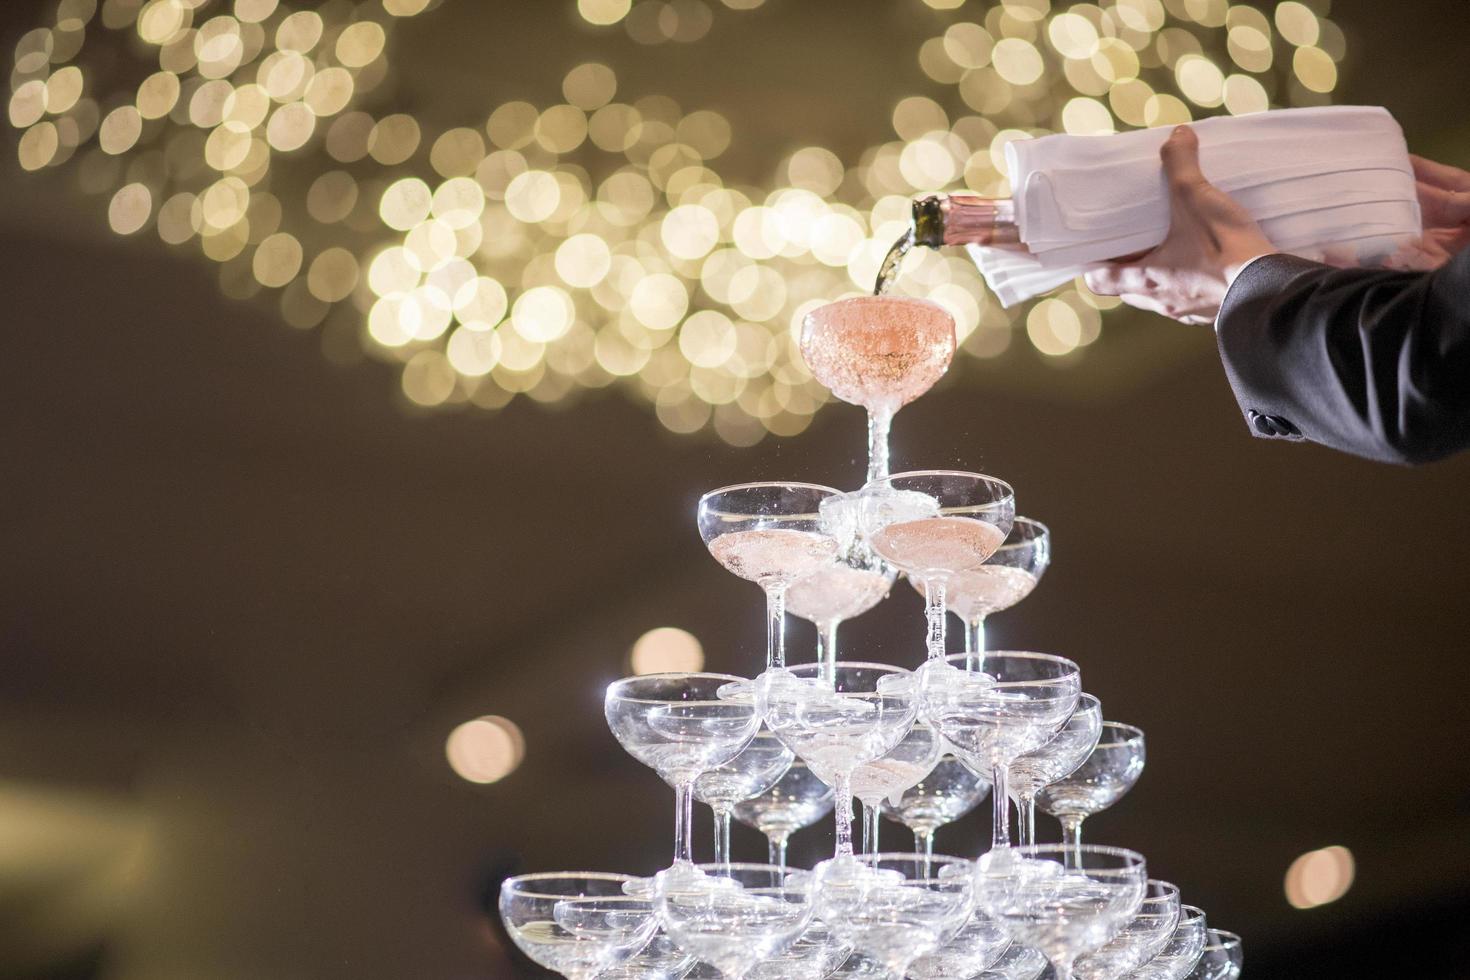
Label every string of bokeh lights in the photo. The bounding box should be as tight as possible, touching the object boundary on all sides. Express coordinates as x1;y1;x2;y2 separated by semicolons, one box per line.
8;0;1343;445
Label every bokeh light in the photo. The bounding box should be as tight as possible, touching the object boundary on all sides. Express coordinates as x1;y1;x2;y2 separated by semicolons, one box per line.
630;626;704;674
9;0;1342;444
1285;845;1355;910
445;716;526;784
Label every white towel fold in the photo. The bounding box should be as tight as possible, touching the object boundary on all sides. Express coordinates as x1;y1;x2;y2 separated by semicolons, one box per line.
968;106;1424;307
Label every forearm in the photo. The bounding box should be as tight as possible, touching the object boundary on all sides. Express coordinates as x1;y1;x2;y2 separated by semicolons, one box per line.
1215;249;1470;464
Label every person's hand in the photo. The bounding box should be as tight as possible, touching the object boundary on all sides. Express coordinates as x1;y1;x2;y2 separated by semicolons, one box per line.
1084;126;1275;325
1386;154;1470;271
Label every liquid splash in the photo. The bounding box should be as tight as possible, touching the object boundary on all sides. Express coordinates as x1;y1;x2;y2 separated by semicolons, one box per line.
873;228;915;296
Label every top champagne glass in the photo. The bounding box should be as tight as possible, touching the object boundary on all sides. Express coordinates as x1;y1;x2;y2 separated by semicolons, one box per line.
860;470;1016;663
698;482;842;671
800;297;956;483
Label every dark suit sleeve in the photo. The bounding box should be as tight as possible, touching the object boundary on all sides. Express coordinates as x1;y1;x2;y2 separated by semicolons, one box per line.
1214;248;1470;464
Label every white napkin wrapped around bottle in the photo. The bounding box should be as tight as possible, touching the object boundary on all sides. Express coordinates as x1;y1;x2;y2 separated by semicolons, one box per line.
967;106;1423;307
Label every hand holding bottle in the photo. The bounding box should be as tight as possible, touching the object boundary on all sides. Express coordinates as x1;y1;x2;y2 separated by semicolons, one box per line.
1083;126;1276;325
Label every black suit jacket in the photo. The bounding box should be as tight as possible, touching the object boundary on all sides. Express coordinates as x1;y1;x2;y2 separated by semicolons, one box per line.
1215;248;1470;464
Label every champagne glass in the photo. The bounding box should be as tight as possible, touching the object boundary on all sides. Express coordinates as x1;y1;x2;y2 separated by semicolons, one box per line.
799;296;956;483
1074;881;1181;980
499;872;657;980
606;673;762;868
698;482;842;671
907;907;1013;980
787;492;894;675
1036;723;1146;857
1128;906;1207;980
654;863;814;980
746;919;853;980
920;652;1081;850
1008;694;1103;847
880;753;991;861
596;930;697;980
815;852;975;979
861;470;1015;663
732;758;834;871
977;943;1050;980
761;662;919;859
694;730;794;865
916;516;1051;655
975;845;1149;980
850;721;944;856
1184;930;1241;980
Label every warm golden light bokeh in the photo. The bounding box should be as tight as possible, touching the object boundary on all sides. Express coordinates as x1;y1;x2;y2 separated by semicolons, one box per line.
10;0;1343;443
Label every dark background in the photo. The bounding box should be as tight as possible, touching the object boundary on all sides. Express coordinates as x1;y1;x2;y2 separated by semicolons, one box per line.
2;1;1469;978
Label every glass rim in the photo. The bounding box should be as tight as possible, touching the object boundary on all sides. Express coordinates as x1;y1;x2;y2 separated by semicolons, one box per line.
606;672;754;703
863;469;1015;495
1012;843;1147;866
782;660;913;674
803;293;954;317
1178;904;1207;919
1096;722;1146;747
503;870;640;900
994;516;1050;550
698;480;844;504
1205;929;1242;948
931;650;1081;681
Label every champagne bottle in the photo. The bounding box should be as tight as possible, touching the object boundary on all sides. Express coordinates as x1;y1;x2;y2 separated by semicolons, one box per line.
874;194;1024;294
911;193;1021;249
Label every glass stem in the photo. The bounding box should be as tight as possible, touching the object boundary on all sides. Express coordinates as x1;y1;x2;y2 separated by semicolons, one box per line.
1016;793;1038;847
765;584;788;671
913;827;935;862
862;803;882;855
674;782;694;865
833;770;856;858
990;764;1011;850
866;408;893;484
817;622;840;681
924;577;948;661
713;806;732;866
967;617;986;669
768;832;789;873
1060;814;1085;866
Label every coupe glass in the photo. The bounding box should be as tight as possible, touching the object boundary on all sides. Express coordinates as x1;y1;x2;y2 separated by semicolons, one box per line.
934;516;1051;655
799;296;956;483
746;919;853;980
975;845;1148;980
920;652;1081;850
694;730;795;865
698;482;842;671
861;470;1015;662
654;863;814;980
907;907;1013;980
879;753;991;860
606;673;762;868
851;721;944;855
975;943;1050;980
499;872;657;980
732;758;834;871
596;930;697;980
1074;880;1180;980
761;662;919;858
815;852;975;979
787;492;894;674
1008;694;1103;847
1036;722;1146;855
1183;930;1242;980
1128;905;1207;980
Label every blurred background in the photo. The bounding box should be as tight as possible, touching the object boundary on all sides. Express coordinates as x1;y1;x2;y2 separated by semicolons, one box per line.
3;0;1469;977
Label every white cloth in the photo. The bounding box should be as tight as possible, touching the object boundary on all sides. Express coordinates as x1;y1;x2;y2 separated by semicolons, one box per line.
967;106;1423;307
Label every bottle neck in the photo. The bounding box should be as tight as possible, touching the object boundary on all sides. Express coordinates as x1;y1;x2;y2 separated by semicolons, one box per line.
913;194;1020;248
